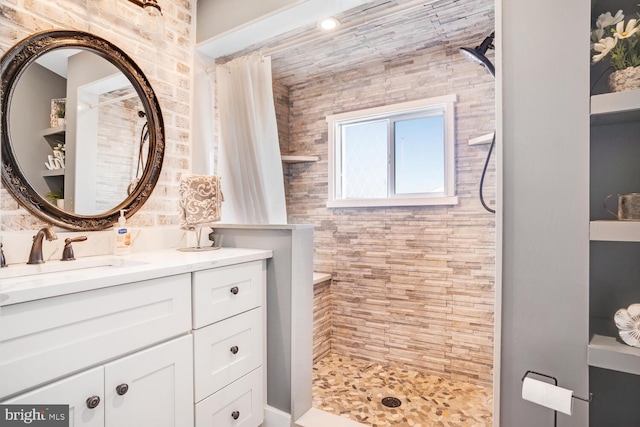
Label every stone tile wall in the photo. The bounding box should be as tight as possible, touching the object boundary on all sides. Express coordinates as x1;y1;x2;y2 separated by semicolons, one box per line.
281;42;496;386
313;279;333;363
0;0;194;230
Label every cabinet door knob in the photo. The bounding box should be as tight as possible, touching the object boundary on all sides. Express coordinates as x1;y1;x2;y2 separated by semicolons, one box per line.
230;345;239;354
231;410;240;420
230;286;239;295
86;396;101;409
116;383;129;396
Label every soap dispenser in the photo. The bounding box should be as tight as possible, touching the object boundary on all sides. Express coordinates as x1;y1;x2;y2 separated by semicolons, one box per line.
114;210;131;255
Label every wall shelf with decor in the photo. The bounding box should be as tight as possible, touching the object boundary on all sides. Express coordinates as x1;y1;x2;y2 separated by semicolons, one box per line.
590;221;640;242
588;334;640;376
39;125;66;196
591;89;640;125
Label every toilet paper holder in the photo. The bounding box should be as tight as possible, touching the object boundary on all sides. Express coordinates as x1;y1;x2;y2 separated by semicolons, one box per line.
522;371;592;427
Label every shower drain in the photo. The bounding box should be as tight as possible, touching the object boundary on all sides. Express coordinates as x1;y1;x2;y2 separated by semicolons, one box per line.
381;397;402;408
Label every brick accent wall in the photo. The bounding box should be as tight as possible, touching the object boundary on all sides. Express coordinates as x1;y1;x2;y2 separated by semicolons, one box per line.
281;46;496;386
0;0;194;230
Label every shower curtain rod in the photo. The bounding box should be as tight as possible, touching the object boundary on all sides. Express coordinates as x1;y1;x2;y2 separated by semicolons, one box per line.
205;0;439;73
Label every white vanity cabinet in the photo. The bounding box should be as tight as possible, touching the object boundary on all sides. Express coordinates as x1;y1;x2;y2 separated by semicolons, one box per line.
4;335;193;427
103;335;193;427
0;273;192;399
192;260;266;427
0;273;194;427
0;249;271;427
4;367;105;427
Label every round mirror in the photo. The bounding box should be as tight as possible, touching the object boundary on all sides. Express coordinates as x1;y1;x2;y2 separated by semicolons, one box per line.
1;30;164;230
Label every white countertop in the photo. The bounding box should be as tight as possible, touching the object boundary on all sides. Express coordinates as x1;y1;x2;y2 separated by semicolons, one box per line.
0;247;272;307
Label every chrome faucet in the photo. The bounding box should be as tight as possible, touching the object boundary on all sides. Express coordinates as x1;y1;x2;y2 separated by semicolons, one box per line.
27;227;58;264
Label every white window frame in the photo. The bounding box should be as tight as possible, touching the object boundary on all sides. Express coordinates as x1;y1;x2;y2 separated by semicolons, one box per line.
327;95;458;208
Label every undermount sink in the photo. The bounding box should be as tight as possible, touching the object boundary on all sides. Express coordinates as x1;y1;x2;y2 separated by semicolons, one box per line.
0;257;147;280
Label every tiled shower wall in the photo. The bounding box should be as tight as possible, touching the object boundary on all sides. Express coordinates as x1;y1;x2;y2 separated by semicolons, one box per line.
313;278;332;363
279;46;496;386
0;0;194;230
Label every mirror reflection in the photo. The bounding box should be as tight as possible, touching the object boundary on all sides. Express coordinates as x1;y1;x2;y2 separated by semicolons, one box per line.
10;49;149;215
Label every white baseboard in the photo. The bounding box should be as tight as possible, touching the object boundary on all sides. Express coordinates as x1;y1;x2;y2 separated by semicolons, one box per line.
262;405;292;427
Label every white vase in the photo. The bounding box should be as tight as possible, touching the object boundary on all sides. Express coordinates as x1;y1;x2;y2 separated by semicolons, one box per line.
56;199;64;209
608;66;640;92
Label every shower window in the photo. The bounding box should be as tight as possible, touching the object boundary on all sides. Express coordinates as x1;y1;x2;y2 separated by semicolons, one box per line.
327;95;458;208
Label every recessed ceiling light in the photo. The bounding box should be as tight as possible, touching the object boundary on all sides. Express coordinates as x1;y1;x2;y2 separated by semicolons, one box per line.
318;17;340;31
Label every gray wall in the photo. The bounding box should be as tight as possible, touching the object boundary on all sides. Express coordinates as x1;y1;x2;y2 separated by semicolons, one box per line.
10;63;66;197
213;225;314;422
196;0;298;42
500;0;590;426
66;51;120;214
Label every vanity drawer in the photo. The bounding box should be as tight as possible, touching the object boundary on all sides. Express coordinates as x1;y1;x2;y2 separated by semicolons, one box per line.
0;273;191;400
195;367;264;427
192;260;264;328
193;307;263;402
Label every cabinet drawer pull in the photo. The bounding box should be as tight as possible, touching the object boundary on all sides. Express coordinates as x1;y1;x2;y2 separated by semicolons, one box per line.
230;286;239;295
116;383;129;396
86;396;101;409
231;410;240;420
230;345;239;354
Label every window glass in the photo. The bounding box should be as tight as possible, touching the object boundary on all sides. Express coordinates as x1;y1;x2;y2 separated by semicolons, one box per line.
342;120;388;199
394;115;444;195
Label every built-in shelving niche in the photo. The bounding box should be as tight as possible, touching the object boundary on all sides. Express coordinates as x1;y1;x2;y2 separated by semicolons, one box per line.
589;77;640;425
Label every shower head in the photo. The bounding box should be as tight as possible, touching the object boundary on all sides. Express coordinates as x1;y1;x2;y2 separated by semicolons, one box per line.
459;32;495;78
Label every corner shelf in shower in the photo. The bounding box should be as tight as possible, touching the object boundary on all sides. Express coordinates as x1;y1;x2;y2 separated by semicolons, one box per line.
588;334;640;376
468;132;494;146
312;272;331;286
591;88;640;125
281;155;319;163
590;221;640;242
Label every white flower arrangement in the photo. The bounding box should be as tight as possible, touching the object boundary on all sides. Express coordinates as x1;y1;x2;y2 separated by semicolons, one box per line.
592;10;640;70
615;303;640;347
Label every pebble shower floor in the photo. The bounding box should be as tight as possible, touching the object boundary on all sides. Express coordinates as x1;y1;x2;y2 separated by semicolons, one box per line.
312;353;492;426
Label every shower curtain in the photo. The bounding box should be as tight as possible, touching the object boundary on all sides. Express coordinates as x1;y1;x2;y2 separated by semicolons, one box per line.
216;54;287;224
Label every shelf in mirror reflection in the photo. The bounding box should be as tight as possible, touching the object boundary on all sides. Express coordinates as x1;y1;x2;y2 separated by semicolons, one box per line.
40;125;66;136
42;169;65;177
590;220;640;242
